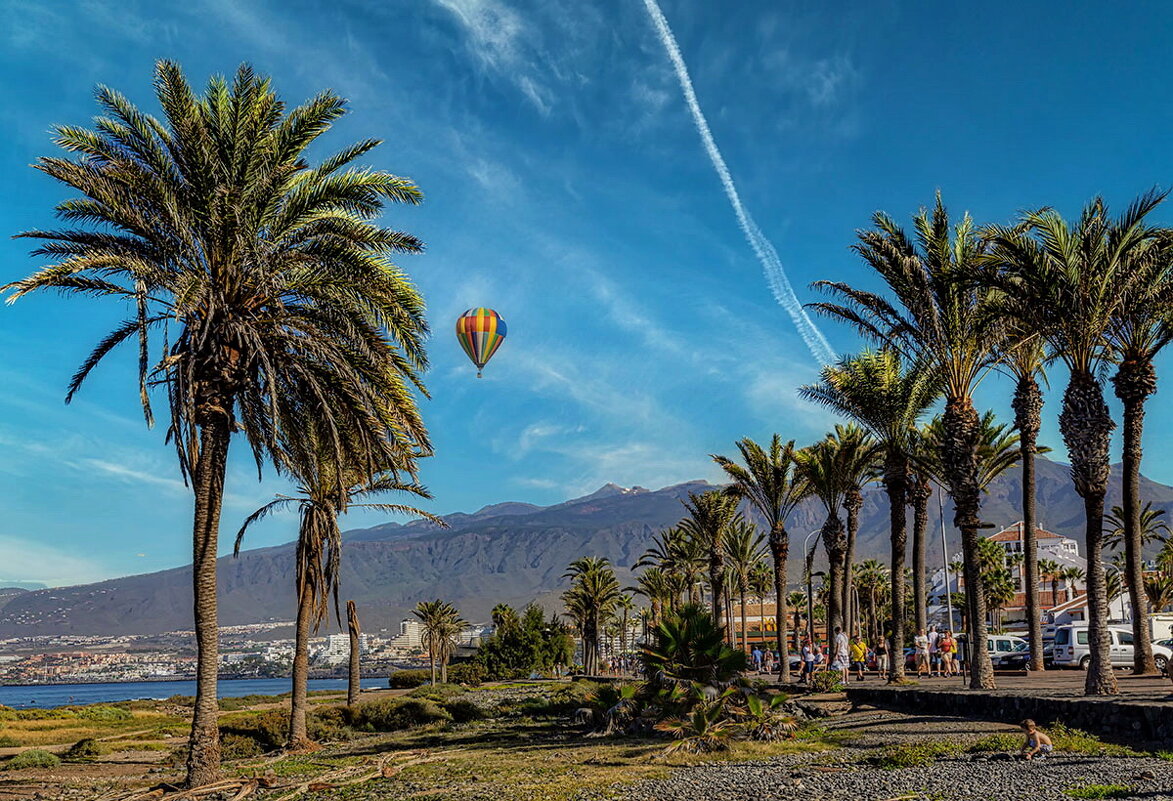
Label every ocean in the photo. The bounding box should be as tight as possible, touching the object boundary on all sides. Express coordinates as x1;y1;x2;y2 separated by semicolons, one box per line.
0;677;382;709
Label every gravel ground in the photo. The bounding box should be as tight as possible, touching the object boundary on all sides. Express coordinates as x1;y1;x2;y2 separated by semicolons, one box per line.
596;754;1173;801
581;708;1173;801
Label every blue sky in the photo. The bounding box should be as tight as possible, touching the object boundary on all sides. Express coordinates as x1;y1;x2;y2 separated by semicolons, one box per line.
3;0;1173;587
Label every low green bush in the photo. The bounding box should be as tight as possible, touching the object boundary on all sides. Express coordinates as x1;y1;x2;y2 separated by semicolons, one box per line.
407;683;467;702
351;698;450;731
387;669;431;689
0;735;18;748
63;738;106;760
443;698;488;723
867;740;962;769
5;749;61;770
220;732;265;760
448;663;486;686
219;710;288;753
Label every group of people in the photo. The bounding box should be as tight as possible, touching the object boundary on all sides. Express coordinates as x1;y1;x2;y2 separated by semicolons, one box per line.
795;625;966;683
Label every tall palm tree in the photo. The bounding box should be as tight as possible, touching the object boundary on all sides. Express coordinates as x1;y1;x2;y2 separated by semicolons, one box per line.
794;436;853;645
985;191;1167;694
346;601;361;708
907;428;936;637
1145;574;1173;613
1105;502;1171;552
4;63;432;784
236;444;436;750
630;567;677;624
724;518;765;653
1062;566;1086;596
1005;333;1048;670
413;600;467;684
562;557;622;675
800;349;939;681
1108;233;1173;673
635;527;706;606
749;562;774;648
814;194;1004;689
712;436;806;682
853;560;889;644
616;593;636;669
785;589;807;650
679;492;740;633
829;425;880;637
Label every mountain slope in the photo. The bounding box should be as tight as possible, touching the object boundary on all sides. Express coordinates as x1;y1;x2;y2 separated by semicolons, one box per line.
2;458;1169;636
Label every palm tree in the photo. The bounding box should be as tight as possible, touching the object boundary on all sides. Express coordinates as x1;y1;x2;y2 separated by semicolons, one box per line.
1105;502;1171;551
1145;574;1173;612
814;194;1004;689
562;557;622;675
800;350;938;681
1108;230;1173;673
1038;558;1062;610
984;191;1168;695
4;63;432;784
1005;333;1048;670
984;569;1017;633
630;567;677;624
1105;570;1125;610
346;601;361;708
829;425;880;637
794;436;853;645
724;519;765;654
236;447;436;750
414;600;467;685
615;593;636;669
1062;566;1086;597
907;428;936;637
749;562;774;647
635;527;705;606
679;492;740;633
785;589;807;650
712;435;806;682
853;559;889;644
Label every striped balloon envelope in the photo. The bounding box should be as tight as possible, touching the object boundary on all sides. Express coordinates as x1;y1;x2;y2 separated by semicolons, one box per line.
455;307;507;377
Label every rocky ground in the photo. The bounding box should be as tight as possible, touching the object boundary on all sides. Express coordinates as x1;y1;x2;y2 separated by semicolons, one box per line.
586;708;1173;801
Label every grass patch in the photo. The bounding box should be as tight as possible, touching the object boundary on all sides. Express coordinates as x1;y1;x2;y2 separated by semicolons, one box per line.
968;733;1021;752
1048;723;1135;757
1063;785;1135;799
1154;750;1173;762
866;740;963;769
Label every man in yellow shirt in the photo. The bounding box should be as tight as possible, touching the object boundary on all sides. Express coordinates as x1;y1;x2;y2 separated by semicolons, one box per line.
849;634;868;681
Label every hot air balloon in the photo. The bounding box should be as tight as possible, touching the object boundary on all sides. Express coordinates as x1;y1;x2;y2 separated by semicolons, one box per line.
456;307;507;377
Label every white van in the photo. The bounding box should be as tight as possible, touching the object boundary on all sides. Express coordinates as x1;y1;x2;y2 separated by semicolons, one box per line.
1052;625;1171;672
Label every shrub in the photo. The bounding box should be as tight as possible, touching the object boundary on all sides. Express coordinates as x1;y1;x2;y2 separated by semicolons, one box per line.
407;683;466;702
351;698;450;732
220;732;265;760
808;671;844;693
219;710;288;753
0;706;15;722
548;681;604;713
867;740;962;769
63;738;106;760
448;662;486;686
72;705;133;722
0;736;18;748
443;698;487;723
387;669;431;689
5;749;61;770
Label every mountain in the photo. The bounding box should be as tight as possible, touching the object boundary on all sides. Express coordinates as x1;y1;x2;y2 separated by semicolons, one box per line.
2;457;1170;637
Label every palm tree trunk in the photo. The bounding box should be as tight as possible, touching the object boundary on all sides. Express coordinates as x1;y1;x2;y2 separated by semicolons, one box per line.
1112;360;1157;674
940;397;996;690
441;655;448;684
769;526;791;684
884;455;908;682
740;584;749;656
823;515;846;646
347;601;361;707
1014;374;1045;672
288;575;314;750
185;414;231;788
709;553;727;637
428;636;437;685
844;491;862;635
910;478;930;637
1060;369;1118;696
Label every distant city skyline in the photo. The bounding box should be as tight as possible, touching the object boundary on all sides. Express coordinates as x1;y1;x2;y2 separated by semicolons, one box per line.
5;1;1173;587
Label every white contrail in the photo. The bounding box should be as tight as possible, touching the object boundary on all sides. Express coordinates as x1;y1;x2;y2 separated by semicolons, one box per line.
641;0;837;367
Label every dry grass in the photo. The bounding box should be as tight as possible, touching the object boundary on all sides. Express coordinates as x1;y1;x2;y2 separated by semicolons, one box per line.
0;710;184;748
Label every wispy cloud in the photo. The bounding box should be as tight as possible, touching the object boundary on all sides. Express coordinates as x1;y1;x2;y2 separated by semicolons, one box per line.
0;534;111;587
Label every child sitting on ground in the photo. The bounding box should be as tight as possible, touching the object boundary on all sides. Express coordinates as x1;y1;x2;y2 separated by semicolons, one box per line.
1019;719;1053;760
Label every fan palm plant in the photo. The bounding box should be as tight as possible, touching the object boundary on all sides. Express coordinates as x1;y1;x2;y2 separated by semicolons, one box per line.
1004;333;1048;670
712;435;806;682
984;191;1168;695
562;557;622;675
3;63;432;783
413;600;467;685
800;349;939;681
724;519;766;653
813;194;1004;689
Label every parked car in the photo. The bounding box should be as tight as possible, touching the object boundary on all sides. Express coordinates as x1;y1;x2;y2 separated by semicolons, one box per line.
1051;624;1172;671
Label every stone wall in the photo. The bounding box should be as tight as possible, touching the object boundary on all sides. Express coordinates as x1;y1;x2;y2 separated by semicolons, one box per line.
846;686;1173;747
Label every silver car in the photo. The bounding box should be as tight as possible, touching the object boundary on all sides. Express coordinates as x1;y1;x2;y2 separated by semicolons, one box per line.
1052;625;1171;672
